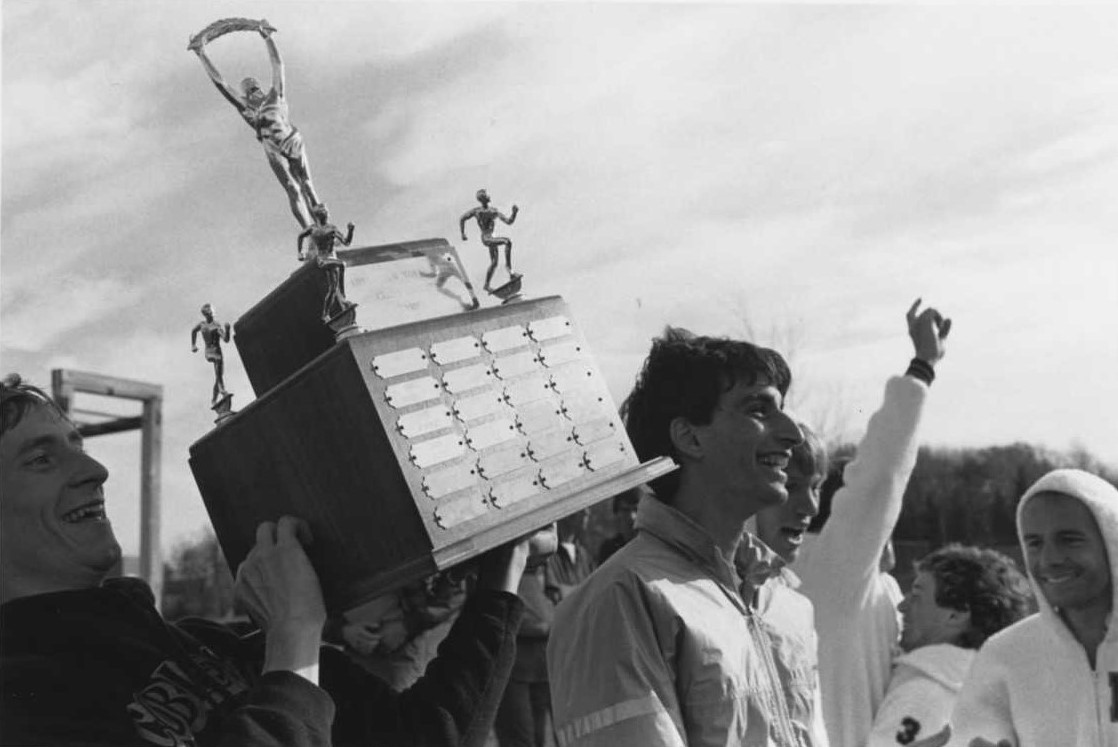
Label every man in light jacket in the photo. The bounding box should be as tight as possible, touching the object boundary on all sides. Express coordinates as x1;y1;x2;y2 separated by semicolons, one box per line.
547;328;809;746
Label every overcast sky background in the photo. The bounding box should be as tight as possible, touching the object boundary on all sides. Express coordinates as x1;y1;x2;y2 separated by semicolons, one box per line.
3;2;1117;558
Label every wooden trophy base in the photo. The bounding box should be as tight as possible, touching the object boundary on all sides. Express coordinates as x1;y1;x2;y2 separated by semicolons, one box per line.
190;295;675;612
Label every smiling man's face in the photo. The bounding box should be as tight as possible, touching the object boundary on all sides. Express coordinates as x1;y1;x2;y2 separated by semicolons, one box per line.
690;377;802;522
1021;491;1111;614
0;404;120;602
755;462;821;563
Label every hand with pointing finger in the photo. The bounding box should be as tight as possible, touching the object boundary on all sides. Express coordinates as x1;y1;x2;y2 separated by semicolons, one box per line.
907;298;952;367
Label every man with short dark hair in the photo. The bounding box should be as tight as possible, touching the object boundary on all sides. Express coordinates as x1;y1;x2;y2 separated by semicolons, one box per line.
866;545;1032;747
547;329;808;746
0;374;531;747
946;469;1118;746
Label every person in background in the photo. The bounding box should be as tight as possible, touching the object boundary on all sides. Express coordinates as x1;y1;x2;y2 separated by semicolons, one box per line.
597;488;643;565
746;421;831;745
793;299;951;747
947;469;1118;746
866;545;1032;747
496;511;594;747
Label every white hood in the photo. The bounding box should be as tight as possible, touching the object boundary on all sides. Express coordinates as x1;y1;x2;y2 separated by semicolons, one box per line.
1016;468;1118;629
891;643;974;693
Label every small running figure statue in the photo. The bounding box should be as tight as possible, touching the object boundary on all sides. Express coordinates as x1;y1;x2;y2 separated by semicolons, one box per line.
191;304;232;404
298;203;356;322
459;189;519;293
191;18;321;228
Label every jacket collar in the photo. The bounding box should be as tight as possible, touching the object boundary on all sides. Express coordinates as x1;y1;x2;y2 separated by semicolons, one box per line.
635;495;789;602
635;494;742;592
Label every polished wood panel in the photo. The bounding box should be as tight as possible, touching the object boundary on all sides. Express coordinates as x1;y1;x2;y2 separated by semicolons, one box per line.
191;296;675;613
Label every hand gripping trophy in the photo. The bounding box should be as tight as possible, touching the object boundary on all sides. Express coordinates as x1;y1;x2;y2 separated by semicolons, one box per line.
189;18;321;229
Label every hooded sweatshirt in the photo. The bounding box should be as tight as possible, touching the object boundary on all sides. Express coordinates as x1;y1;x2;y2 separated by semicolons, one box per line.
793;374;927;747
866;643;974;747
947;468;1118;747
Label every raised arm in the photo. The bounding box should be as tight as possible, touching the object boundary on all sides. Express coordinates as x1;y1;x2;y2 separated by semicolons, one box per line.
499;205;519;225
799;299;951;595
260;23;285;99
338;223;356;247
194;46;245;113
459;210;475;241
325;536;531;746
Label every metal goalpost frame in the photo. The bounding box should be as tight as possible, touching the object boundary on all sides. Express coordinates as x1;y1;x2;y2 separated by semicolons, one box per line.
51;369;164;606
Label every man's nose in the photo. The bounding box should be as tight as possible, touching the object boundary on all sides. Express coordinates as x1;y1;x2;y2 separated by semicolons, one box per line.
1038;539;1065;570
775;411;804;447
70;450;109;488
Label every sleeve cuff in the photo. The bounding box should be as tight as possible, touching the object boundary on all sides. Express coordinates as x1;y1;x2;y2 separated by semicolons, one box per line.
905;357;935;386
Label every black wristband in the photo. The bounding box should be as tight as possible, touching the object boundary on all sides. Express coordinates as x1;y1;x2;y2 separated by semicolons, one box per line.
906;357;935;386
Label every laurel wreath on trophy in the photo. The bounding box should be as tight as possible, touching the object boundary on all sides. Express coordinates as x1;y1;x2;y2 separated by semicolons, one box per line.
187;17;278;51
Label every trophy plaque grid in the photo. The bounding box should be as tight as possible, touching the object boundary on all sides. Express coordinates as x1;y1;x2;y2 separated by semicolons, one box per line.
190;295;674;612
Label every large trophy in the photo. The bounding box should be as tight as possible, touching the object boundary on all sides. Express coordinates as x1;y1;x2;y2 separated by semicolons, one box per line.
187;20;673;614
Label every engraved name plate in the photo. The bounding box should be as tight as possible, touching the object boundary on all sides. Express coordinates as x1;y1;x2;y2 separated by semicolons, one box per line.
516;397;565;436
493;351;539;380
423;460;480;499
453;392;509;423
477;442;531;479
538;455;586;489
442;364;493;395
433;488;489;529
573;418;616;446
584;438;627;471
527;315;572;342
538;340;583;368
549;365;595;395
482;325;529;353
465;418;519;451
410;433;467;469
489;468;542;509
560;393;608;425
430;336;481;366
397;405;454;439
385;376;442;409
526;426;576;462
504;373;553;406
371;348;428;379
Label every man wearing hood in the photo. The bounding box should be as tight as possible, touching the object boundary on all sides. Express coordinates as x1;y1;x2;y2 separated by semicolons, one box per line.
866;545;1032;747
947;468;1118;746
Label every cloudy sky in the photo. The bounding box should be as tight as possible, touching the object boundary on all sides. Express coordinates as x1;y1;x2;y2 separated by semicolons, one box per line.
3;2;1117;557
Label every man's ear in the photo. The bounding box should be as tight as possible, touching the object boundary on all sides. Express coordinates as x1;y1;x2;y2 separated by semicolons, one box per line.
669;416;704;461
946;608;971;638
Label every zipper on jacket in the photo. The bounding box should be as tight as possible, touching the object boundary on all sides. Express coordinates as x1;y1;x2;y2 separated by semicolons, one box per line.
745;606;805;747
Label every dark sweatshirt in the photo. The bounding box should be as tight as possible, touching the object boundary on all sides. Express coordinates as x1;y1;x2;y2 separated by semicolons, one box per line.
0;577;523;747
